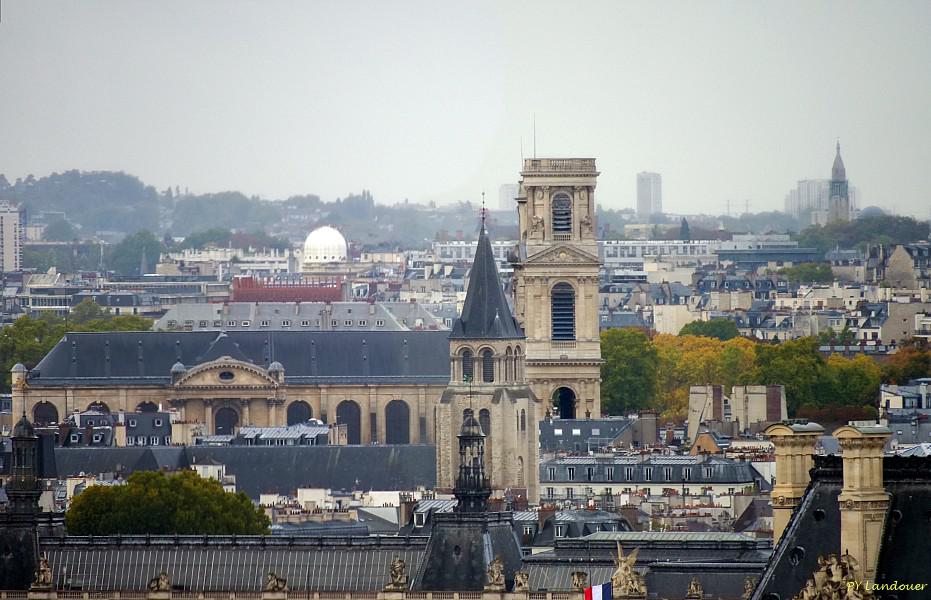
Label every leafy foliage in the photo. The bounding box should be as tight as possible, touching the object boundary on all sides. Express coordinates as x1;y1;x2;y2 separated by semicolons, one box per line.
779;262;834;284
107;230;164;276
0;310;153;391
66;470;270;535
601;330;888;419
797;215;930;253
678;318;739;340
44;218;77;241
600;329;657;415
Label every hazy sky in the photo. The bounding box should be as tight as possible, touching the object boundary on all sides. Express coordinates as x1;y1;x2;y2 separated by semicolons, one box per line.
1;1;929;217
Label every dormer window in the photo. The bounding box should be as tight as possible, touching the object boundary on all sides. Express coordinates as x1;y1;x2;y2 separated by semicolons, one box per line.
414;512;426;527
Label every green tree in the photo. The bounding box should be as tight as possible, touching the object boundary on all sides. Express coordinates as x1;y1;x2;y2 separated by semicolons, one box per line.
601;329;658;415
0;316;68;389
107;230;164;276
881;346;931;383
44;218;77;241
779;263;834;284
826;354;882;407
678;318;740;341
69;299;110;324
752;338;832;415
679;217;691;241
66;470;270;535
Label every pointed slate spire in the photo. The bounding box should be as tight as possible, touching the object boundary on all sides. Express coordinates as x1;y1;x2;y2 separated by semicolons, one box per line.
832;140;846;181
449;228;522;340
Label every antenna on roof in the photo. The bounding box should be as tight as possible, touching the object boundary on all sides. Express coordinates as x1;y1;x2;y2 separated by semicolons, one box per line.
533;113;537;158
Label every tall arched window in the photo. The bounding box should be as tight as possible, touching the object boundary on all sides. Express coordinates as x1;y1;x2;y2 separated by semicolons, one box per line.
505;347;513;382
515;346;522;380
461;349;474;382
520;409;526;432
552;193;572;234
551;283;576;340
479;408;491;439
481;349;494;383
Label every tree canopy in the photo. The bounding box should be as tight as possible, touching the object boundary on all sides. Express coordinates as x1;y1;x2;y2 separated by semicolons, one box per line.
66;470;270;535
779;262;834;284
797;215;930;253
0;309;153;391
678;318;740;340
600;329;889;419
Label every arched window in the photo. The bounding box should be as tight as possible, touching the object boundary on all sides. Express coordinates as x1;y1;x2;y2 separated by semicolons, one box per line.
385;400;411;444
136;401;158;413
521;409;526;432
552;193;572;234
214;407;239;435
479;408;491;439
551;283;576;340
33;402;59;426
461;349;474;382
336;400;362;444
287;401;313;425
481;349;494;383
505;347;513;382
517;456;525;487
515;346;522;380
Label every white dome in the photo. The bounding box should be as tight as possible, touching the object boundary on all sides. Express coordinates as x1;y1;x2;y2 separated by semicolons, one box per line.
303;226;348;264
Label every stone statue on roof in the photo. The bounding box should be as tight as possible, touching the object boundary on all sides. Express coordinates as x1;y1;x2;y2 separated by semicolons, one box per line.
148;572;171;592
742;577;757;600
687;577;703;598
513;571;530;592
385;555;408;591
31;553;52;589
264;572;288;592
611;543;645;598
485;556;505;591
571;571;589;591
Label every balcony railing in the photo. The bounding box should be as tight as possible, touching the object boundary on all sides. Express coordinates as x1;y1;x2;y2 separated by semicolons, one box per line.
522;158;596;173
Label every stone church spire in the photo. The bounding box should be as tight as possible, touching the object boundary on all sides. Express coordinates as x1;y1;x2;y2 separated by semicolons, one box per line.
453;408;491;513
450;228;522;340
832;141;846;181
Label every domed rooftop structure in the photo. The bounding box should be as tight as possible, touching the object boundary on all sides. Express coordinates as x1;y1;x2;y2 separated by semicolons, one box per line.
13;414;36;438
268;361;284;373
303;226;348;264
170;361;187;375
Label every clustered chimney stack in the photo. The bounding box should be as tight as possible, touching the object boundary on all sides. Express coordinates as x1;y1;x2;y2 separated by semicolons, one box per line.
833;421;891;582
765;420;825;543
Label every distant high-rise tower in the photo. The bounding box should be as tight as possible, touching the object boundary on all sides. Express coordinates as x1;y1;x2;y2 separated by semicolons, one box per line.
636;172;662;220
0;203;24;273
828;142;850;223
498;184;519;211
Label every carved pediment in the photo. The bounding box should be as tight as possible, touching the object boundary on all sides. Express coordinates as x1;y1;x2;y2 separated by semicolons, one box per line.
523;244;600;266
174;357;278;389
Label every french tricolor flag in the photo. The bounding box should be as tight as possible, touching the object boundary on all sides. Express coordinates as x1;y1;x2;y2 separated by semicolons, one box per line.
585;582;612;600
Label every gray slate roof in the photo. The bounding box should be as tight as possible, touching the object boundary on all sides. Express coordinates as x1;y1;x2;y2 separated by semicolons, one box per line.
53;445;437;499
450;229;522;340
41;535;427;592
31;330;450;386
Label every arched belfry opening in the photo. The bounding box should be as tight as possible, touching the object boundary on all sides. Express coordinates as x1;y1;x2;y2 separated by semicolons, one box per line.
553;387;576;420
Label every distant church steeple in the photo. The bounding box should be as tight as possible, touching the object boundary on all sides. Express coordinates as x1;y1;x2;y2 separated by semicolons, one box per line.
829;141;850;223
453;408;491;513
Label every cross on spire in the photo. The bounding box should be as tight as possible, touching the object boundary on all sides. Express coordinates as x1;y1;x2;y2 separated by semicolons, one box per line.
480;191;487;232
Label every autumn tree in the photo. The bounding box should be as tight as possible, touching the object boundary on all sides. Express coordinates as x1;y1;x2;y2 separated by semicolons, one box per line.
66;470;270;535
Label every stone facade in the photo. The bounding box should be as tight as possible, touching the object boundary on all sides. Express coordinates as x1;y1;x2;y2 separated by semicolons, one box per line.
14;360;443;445
512;158;603;419
764;421;824;543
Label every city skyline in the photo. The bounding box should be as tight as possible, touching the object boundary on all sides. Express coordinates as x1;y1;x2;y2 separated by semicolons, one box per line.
0;1;929;217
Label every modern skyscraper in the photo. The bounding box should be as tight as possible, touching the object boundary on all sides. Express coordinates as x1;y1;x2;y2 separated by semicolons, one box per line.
636;172;662;220
498;183;519;211
0;203;25;272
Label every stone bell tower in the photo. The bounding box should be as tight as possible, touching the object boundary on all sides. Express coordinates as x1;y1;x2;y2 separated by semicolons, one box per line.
437;223;540;501
511;158;602;419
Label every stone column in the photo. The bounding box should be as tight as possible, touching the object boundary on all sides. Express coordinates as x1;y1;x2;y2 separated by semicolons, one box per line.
765;421;825;543
203;399;214;434
834;422;891;581
266;399;278;426
240;399;251;426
